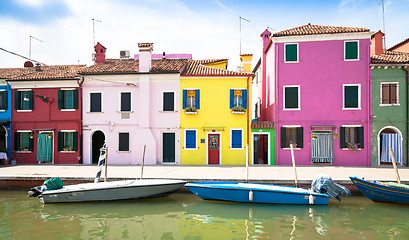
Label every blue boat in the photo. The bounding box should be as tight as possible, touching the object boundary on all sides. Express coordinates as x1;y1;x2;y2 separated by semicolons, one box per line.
185;182;330;205
350;176;409;204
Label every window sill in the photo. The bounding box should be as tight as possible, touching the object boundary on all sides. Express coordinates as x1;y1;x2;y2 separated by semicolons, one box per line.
344;58;359;61
17;110;32;112
61;109;76;112
379;104;400;107
0;110;5;112
117;111;134;113
232;111;245;115
283;108;301;111
342;108;362;110
185;112;197;115
61;151;76;153
16;151;31;153
184;148;198;150
284;60;299;63
160;110;178;113
342;148;362;151
87;111;103;113
231;147;244;150
283;148;301;150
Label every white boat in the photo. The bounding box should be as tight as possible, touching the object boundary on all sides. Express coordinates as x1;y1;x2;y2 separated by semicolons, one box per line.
29;144;186;203
40;179;186;203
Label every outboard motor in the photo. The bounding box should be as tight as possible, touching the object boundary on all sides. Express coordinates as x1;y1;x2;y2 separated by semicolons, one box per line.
28;177;63;197
311;175;351;201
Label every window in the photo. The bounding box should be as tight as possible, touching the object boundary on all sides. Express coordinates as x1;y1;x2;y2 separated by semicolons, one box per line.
121;92;131;112
283;86;300;110
0;91;7;110
230;89;247;109
14;90;33;110
58;131;78;152
58;89;78;110
185;129;197;149
340;127;364;149
118;132;130;152
285;43;298;62
345;41;359;60
280;127;303;148
90;92;102;112
343;84;360;109
14;131;34;151
381;83;399;105
163;92;175;111
182;89;200;110
231;129;243;149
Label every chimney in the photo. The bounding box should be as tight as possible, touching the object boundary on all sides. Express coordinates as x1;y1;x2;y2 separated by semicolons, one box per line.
94;42;107;63
162;52;166;59
371;30;384;56
260;29;272;52
240;54;253;73
138;43;153;73
35;63;41;71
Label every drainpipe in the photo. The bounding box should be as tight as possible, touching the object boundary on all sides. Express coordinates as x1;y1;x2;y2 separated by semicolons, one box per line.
78;77;84;164
403;66;409;167
246;76;250;165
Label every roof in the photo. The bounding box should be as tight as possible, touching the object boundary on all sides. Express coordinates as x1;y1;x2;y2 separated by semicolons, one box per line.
388;37;409;51
194;59;228;65
181;59;253;77
80;58;188;74
273;24;369;37
371;50;409;64
1;64;85;81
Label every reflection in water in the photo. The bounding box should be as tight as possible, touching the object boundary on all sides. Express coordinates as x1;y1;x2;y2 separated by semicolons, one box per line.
1;191;409;239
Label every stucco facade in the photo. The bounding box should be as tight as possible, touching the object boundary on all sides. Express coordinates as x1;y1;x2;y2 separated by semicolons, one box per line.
262;25;372;166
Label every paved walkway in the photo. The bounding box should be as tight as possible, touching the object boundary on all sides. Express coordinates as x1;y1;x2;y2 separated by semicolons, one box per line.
1;165;408;186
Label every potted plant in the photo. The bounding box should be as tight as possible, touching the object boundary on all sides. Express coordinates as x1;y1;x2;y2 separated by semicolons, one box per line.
185;106;198;114
63;146;73;151
231;106;246;114
347;142;359;151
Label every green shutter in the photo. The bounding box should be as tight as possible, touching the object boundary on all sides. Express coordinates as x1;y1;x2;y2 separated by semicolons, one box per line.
28;90;34;110
14;132;20;151
285;87;298;109
340;127;346;148
357;127;364;149
73;89;78;109
296;127;303;148
73;132;78;151
345;41;358;60
344;86;359;108
58;90;63;109
58;132;63;151
280;127;286;148
14;91;20;110
28;132;34;151
285;44;298;62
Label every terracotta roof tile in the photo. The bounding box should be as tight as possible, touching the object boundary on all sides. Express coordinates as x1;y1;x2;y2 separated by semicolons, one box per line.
80;58;188;74
1;65;85;80
138;43;153;48
387;37;409;51
273;24;369;37
371;50;409;64
182;60;253;77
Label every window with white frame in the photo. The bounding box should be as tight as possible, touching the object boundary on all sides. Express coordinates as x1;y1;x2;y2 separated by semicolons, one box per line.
121;92;131;112
163;92;175;111
380;83;399;105
15;90;33;110
90;92;102;112
285;43;298;62
58;89;78;110
343;84;361;109
230;89;247;109
345;41;359;60
280;127;303;148
14;131;33;151
340;126;364;149
58;131;78;152
283;86;300;110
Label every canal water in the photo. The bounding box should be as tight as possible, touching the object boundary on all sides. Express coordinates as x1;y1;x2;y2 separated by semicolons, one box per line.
1;191;408;239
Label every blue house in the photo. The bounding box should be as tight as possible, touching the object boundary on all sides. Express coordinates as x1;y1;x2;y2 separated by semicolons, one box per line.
0;78;12;161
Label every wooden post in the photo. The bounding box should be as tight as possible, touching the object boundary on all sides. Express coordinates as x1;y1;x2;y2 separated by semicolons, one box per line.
104;146;108;182
246;144;249;183
140;145;146;180
389;148;402;184
290;144;299;188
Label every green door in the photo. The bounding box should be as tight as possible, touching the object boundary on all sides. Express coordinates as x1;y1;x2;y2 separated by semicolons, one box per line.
37;133;53;163
163;133;175;163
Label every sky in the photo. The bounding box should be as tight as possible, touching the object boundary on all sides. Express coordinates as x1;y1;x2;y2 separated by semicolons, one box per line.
0;0;408;70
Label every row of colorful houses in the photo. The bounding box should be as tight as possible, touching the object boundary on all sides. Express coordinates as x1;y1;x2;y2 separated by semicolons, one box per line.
1;24;409;167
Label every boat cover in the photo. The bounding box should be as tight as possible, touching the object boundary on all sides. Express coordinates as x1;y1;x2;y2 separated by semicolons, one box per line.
311;175;351;201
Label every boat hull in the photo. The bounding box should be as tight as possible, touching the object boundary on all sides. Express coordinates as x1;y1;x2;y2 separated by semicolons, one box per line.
185;182;329;205
350;177;409;204
41;179;186;203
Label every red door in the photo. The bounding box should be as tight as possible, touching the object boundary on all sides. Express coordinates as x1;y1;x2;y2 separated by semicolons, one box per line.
208;134;220;164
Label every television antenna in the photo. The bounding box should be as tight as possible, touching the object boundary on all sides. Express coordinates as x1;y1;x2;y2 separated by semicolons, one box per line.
29;35;43;59
239;16;250;55
380;0;386;49
92;18;102;46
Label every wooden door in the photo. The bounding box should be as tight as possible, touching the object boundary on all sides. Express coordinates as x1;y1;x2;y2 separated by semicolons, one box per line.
163;133;175;163
208;134;220;164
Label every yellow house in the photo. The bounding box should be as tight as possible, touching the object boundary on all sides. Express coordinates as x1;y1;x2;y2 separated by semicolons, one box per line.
180;59;254;165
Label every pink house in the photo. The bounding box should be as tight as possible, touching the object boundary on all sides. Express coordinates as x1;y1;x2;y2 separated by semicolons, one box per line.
261;24;372;166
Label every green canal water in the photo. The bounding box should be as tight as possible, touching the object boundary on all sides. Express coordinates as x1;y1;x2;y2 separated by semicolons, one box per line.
1;191;408;240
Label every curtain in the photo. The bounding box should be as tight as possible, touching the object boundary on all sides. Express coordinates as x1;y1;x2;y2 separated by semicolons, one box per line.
380;133;401;163
311;132;333;163
37;133;52;162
